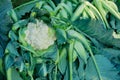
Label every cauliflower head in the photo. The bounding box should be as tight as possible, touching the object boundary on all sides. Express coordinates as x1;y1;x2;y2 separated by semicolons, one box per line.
25;20;56;50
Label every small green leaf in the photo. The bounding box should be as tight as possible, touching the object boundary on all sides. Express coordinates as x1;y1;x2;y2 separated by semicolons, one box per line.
12;19;28;31
35;63;47;77
8;30;18;41
56;28;67;45
41;45;58;61
5;55;14;70
6;41;19;56
43;5;54;12
19;27;27;46
77;58;85;80
74;40;88;64
58;48;67;74
7;68;23;80
60;7;68;18
72;50;78;62
63;67;69;80
0;45;4;57
7;9;18;22
67;30;90;51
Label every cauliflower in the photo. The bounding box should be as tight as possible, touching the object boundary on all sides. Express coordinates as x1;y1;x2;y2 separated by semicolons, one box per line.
25;20;56;50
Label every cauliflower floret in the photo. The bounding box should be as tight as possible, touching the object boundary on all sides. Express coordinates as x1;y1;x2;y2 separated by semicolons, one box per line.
25;20;56;50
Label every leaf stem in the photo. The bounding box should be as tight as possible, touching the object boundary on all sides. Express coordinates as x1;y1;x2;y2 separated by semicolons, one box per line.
89;50;103;80
54;66;57;80
68;40;74;80
6;68;12;80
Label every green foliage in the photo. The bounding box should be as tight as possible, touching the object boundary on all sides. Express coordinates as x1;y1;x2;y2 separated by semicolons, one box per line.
58;48;67;74
7;68;23;80
0;0;120;80
14;0;39;19
56;28;67;45
74;40;88;64
0;0;12;57
11;0;32;8
85;55;119;80
73;19;120;48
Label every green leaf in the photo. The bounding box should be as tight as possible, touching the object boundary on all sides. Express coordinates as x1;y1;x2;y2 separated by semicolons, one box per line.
77;58;85;80
60;7;68;18
11;0;33;8
0;45;4;58
43;4;54;12
14;56;24;72
46;62;55;74
19;27;27;46
56;28;67;45
6;41;19;56
58;48;67;74
35;63;47;77
41;45;58;61
32;44;58;61
67;29;91;51
73;19;120;48
0;0;12;57
72;68;80;80
8;9;18;22
101;48;120;65
72;50;78;62
115;19;120;30
5;55;14;70
14;0;39;19
20;44;36;55
12;19;28;31
8;30;18;41
74;40;88;64
7;67;23;80
85;55;119;80
52;0;61;5
63;67;69;80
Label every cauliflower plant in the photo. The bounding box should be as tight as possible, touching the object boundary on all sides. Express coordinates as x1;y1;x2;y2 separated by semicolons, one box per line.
25;20;56;50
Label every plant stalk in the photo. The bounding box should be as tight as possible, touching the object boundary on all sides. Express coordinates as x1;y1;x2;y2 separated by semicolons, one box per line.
68;40;74;80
